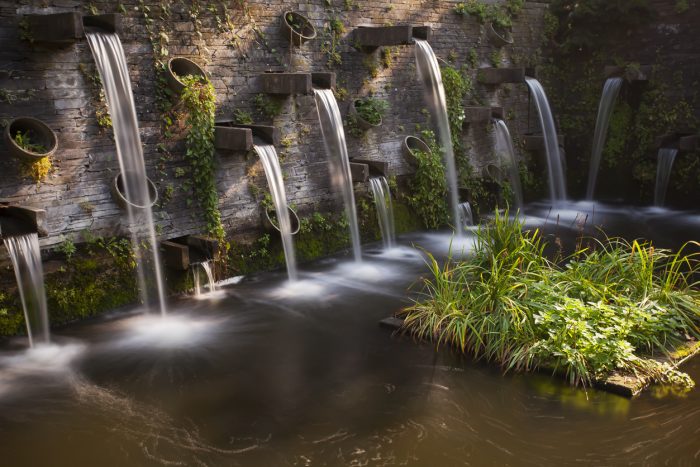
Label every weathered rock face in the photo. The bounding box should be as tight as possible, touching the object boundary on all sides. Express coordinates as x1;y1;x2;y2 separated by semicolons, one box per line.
0;0;551;252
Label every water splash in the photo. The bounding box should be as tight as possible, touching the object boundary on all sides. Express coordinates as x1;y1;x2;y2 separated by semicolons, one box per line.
254;144;298;280
586;77;624;200
415;39;462;234
525;77;567;202
314;88;362;262
3;233;49;347
86;32;167;315
369;177;396;249
492;119;524;208
654;148;678;206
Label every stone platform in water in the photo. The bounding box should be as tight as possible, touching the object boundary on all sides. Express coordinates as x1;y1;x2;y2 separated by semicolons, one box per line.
379;315;700;398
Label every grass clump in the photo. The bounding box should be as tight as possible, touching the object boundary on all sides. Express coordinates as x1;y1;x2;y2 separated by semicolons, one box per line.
400;210;700;390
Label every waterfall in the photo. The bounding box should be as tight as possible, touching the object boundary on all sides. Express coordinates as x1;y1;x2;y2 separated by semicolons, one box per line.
414;39;462;235
192;260;216;297
525;77;567;202
4;233;50;347
654;148;678;206
586;77;624;200
254;144;298;280
458;202;474;227
493;119;524;208
314;88;362;262
86;32;167;315
369;177;396;249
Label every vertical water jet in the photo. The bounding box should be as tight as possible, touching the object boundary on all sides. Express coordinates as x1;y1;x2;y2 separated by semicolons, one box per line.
586;77;624;200
369;176;396;249
86;31;167;315
525;77;566;202
254;144;299;281
314;88;362;262
654;148;678;206
492;119;524;208
414;39;462;234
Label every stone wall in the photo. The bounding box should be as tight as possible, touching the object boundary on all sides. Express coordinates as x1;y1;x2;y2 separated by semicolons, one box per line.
0;0;550;252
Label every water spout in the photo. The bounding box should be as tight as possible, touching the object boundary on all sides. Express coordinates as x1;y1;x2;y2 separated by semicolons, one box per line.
86;32;168;315
369;177;396;249
458;202;474;227
192;260;217;297
4;233;50;347
414;39;462;235
492;119;524;208
314;88;362;262
524;77;566;202
654;148;678;206
586;77;624;200
254;144;298;281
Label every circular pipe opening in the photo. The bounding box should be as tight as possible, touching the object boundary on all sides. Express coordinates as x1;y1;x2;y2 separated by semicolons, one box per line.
264;206;301;235
111;173;159;210
166;57;207;94
282;11;317;45
3;117;58;161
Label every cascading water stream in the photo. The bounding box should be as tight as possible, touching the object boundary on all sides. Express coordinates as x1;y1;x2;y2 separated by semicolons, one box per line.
654;148;678;206
414;39;462;235
254;144;298;280
192;260;217;297
314;88;362;262
369;177;396;249
3;233;50;347
86;32;167;315
458;202;474;227
586;77;624;200
525;77;567;202
492;119;524;208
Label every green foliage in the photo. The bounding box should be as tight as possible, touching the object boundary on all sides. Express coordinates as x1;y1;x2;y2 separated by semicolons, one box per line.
13;129;46;153
57;238;76;260
354;98;387;125
180;74;224;241
254;93;284;118
407;130;449;229
675;0;690;13
454;0;523;28
401;211;700;389
548;0;654;53
321;17;344;68
233;109;253;124
79;63;112;129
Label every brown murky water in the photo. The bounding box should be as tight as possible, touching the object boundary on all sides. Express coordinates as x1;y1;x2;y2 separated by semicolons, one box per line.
1;203;699;466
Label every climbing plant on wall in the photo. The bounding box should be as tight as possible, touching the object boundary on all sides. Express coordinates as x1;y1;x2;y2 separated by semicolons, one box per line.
180;75;224;241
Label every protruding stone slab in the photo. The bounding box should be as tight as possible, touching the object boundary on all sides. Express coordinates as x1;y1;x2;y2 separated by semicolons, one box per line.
218;122;278;146
654;131;694;150
25;12;83;45
522;132;565;152
351;158;388;176
161;240;190;270
353;25;413;48
311;72;336;90
82;13;121;34
477;67;525;85
0;204;47;238
411;25;432;41
604;64;653;81
214;124;253;152
463;106;492;124
260;73;312;95
187;235;219;259
349;162;369;183
491;106;505;120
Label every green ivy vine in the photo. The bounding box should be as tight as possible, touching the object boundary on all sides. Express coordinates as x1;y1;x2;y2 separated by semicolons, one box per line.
180;75;224;240
407;130;449;229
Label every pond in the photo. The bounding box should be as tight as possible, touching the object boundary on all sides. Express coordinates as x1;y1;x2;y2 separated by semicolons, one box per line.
0;203;699;466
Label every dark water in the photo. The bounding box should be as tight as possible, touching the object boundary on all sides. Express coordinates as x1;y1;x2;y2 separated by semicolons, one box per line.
1;202;700;466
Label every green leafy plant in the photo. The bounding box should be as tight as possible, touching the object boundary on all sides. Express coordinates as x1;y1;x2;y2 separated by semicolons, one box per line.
354;97;387;125
57;238;77;260
454;0;523;29
180;74;224;241
254;93;284;119
233;109;253;124
407;130;449;229
13;129;46;153
401;210;700;390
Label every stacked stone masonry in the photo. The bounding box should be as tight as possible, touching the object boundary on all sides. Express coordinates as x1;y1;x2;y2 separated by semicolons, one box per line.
0;0;551;251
